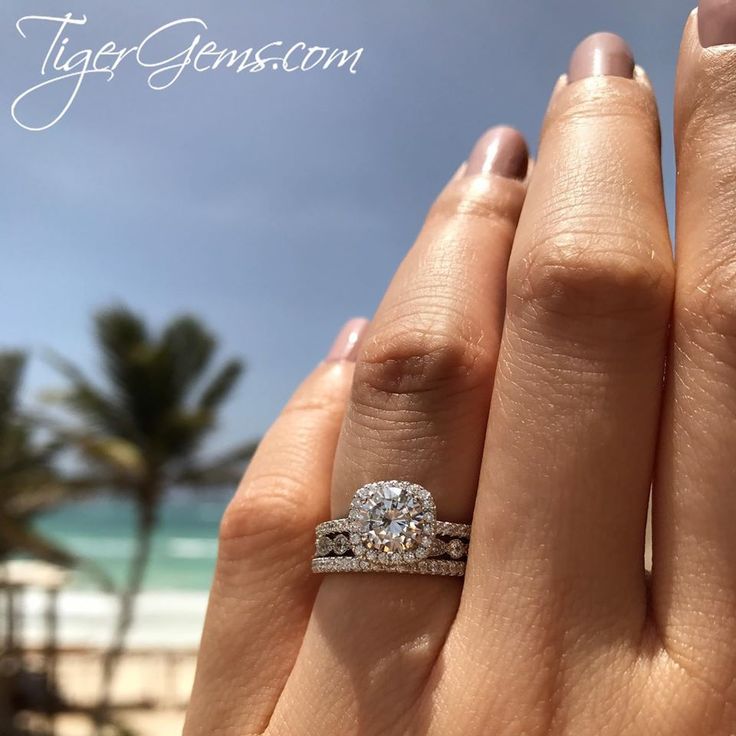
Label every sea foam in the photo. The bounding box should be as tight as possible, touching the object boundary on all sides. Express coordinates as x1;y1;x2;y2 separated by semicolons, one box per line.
18;588;210;649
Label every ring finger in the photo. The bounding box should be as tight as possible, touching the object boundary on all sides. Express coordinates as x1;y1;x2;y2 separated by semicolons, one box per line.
269;126;530;734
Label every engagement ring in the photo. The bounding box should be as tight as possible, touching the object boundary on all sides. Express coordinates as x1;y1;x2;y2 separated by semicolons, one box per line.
312;480;470;576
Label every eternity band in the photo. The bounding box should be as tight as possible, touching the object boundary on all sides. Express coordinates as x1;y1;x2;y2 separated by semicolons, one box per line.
312;480;470;576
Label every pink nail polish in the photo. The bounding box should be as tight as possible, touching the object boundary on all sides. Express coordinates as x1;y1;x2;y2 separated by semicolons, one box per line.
325;318;368;363
465;126;529;180
567;32;635;83
699;0;736;47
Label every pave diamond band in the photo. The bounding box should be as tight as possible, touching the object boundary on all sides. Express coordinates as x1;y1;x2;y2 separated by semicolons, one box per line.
315;519;471;539
312;557;466;576
312;480;471;576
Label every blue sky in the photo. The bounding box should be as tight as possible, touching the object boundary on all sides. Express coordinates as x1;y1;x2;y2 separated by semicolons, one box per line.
1;0;693;452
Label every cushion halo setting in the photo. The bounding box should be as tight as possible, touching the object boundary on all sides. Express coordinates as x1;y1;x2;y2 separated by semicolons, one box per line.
347;480;436;565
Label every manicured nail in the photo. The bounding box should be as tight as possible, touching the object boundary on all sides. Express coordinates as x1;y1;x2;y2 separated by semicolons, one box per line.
325;318;368;363
567;32;635;83
465;126;529;180
698;0;736;47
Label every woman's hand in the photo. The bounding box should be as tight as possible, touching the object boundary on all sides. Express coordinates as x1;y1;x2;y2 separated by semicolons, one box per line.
184;5;736;734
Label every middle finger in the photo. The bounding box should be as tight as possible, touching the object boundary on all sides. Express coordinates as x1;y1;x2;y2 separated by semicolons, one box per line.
439;34;674;732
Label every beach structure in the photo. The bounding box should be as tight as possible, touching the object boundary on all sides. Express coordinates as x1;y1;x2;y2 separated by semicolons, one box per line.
1;560;69;735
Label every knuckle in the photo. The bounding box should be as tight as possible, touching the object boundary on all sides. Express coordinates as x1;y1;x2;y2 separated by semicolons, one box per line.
678;258;736;342
549;78;659;140
429;177;522;227
509;230;673;331
218;470;315;556
679;59;736;157
282;391;344;426
353;318;492;403
217;373;346;562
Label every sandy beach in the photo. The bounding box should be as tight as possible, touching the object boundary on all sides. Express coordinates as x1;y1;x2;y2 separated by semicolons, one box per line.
11;586;208;735
54;708;187;736
21;647;197;736
5;495;219;735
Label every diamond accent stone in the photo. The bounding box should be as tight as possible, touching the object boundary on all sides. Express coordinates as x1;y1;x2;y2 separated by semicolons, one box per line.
435;521;471;538
348;481;436;565
332;534;349;555
315;535;333;556
446;539;466;560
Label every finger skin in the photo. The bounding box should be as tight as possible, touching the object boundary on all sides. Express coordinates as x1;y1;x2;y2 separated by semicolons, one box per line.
432;58;674;733
653;8;736;699
269;142;528;736
184;357;357;736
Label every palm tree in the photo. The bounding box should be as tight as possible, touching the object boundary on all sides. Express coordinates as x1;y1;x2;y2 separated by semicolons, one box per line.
0;351;82;566
0;351;117;736
48;306;257;714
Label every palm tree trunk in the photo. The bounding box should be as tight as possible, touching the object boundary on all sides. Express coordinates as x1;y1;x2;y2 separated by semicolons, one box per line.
96;498;157;727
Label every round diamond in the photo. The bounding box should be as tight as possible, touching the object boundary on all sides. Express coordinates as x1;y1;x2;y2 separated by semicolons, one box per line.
315;536;333;556
446;539;466;559
333;534;349;555
352;482;434;561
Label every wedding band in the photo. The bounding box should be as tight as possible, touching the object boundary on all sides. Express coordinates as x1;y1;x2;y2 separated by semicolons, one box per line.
312;480;470;576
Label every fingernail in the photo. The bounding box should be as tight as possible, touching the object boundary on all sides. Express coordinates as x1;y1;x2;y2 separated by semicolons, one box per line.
325;318;368;363
465;126;529;180
567;32;635;83
698;0;736;47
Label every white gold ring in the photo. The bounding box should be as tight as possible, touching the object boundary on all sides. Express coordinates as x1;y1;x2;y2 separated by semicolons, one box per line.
312;480;470;576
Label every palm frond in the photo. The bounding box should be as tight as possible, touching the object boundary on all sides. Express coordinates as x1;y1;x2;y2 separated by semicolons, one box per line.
0;514;115;592
55;429;145;478
161;316;216;398
44;350;136;439
0;512;75;566
0;351;25;420
47;307;249;492
173;439;258;487
198;359;244;412
158;410;213;460
4;476;110;517
95;307;149;367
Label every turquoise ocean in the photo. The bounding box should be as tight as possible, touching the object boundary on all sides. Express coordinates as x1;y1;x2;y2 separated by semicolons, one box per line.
25;492;230;648
35;492;228;592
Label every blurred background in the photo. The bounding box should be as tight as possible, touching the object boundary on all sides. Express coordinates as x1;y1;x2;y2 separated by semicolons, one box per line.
0;0;693;733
